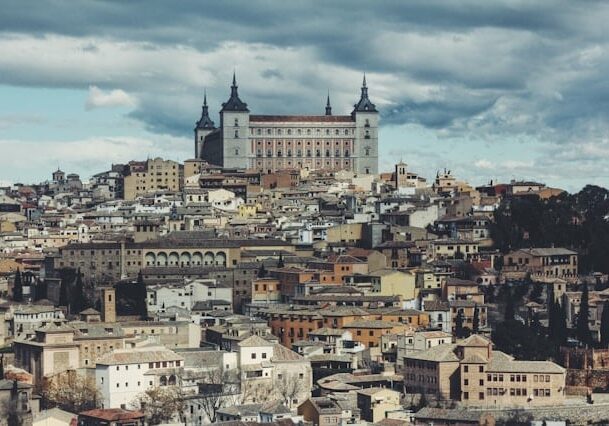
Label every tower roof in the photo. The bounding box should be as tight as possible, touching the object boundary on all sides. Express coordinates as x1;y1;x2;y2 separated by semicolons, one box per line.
352;74;377;113
195;90;215;130
325;91;332;116
221;72;249;112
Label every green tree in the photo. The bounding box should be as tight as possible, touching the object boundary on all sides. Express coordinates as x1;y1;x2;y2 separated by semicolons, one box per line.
455;310;465;338
504;289;515;322
71;269;85;314
577;283;593;346
473;305;480;333
258;263;267;278
12;269;23;302
601;301;609;347
136;271;148;319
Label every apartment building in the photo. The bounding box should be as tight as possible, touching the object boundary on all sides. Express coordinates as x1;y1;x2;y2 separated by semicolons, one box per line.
403;335;566;408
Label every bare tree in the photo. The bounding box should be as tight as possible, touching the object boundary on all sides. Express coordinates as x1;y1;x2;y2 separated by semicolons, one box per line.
274;372;305;409
132;386;185;425
41;370;101;413
198;369;235;423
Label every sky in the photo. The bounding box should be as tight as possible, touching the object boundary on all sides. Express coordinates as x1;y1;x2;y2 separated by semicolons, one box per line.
2;0;609;192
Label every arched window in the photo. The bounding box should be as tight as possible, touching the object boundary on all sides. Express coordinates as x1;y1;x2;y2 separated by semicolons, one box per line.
345;150;350;157
307;129;311;135
287;150;292;157
306;149;312;157
325;150;330;157
267;129;272;135
325;129;330;135
344;129;349;135
168;375;177;386
335;149;340;157
277;129;282;135
287;129;292;135
234;130;239;138
335;129;339;135
365;147;371;156
297;129;302;135
234;118;239;126
235;148;239;156
267;149;272;157
257;128;261;135
297;150;302;157
316;150;321;157
277;150;282;157
365;130;370;139
160;376;167;386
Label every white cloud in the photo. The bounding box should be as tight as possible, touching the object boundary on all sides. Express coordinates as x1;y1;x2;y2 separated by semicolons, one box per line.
85;85;136;110
474;159;494;169
0;134;190;183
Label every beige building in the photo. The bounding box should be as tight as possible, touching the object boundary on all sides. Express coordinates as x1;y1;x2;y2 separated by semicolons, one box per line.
370;269;416;301
123;158;182;200
13;324;80;385
403;335;566;408
356;387;401;423
503;248;578;281
430;239;479;261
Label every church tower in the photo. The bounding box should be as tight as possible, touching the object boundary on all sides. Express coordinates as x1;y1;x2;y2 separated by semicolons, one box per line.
352;75;379;175
194;90;215;158
220;72;250;169
325;92;332;116
395;161;408;190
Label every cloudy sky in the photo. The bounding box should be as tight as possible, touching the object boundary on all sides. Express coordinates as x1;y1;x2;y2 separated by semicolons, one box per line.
2;0;609;192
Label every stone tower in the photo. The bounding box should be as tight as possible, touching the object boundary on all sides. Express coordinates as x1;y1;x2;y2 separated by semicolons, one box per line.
194;90;216;158
352;74;379;175
101;287;116;323
395;161;408;189
220;72;250;169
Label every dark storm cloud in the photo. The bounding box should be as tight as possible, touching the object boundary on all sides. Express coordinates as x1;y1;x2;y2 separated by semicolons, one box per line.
1;0;609;148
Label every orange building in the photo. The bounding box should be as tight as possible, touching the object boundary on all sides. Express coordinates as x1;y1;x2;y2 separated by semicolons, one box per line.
260;306;370;348
342;320;411;348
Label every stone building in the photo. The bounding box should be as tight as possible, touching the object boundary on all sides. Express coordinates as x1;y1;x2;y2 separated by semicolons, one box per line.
196;73;379;175
123;158;182;201
403;335;566;408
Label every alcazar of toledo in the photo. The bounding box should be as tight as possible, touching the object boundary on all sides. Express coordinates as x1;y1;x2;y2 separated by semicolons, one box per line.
194;73;379;175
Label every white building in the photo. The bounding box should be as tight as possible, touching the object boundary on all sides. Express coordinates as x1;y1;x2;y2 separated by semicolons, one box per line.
146;278;232;315
95;346;184;409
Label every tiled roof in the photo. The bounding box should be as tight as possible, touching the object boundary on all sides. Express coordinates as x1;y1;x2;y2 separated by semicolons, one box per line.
405;343;459;363
237;335;274;348
271;343;304;362
249;115;353;123
96;348;182;365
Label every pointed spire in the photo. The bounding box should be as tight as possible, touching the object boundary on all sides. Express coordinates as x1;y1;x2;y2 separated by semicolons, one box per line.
195;89;215;130
352;72;377;114
222;71;249;112
325;90;332;116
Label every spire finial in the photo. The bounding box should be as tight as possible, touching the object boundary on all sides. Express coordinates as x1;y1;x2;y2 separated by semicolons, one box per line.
363;73;367;88
232;70;237;87
203;89;207;107
325;90;332;116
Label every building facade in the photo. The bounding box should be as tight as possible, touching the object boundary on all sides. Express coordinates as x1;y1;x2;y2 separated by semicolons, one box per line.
196;74;379;175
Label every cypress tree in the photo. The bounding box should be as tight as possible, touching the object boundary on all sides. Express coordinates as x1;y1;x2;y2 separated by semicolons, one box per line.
504;288;515;322
576;283;593;346
258;263;267;278
71;269;85;314
600;301;609;347
558;301;568;345
473;305;480;333
136;271;148;319
455;310;465;338
12;269;23;302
